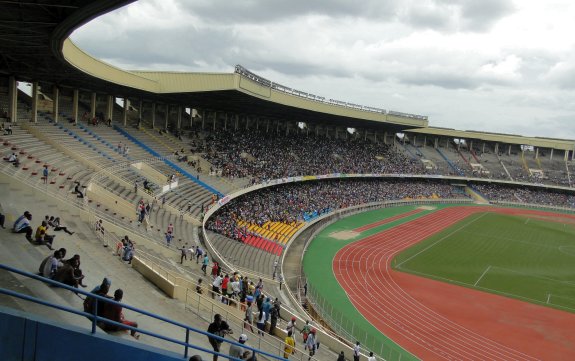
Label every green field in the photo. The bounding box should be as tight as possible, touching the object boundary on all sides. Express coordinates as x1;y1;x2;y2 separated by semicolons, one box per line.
393;212;575;311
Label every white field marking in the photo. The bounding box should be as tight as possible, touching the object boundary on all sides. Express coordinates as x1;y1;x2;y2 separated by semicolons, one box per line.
474;265;492;287
395;212;488;269
401;267;575;311
547;294;551;304
489;265;575;286
525;218;530;225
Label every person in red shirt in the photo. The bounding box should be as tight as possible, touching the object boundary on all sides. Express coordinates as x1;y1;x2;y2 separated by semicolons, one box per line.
221;274;230;304
102;289;140;339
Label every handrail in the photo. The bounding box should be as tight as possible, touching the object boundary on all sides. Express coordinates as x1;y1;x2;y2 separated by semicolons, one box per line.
0;263;286;361
127;254;321;361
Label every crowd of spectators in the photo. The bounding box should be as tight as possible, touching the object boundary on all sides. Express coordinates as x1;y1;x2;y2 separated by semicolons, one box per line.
473;183;575;208
201;130;422;182
207;178;466;241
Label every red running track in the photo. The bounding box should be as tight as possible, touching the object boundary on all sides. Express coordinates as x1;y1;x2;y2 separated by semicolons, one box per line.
333;206;575;360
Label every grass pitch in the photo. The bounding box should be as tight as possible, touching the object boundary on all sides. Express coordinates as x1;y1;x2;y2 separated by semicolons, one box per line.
393;212;575;312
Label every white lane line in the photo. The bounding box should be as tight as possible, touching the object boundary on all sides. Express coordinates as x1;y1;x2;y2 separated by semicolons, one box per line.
474;265;492;287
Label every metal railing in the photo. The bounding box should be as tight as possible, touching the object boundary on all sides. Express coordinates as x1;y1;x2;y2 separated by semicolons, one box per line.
0;263;285;361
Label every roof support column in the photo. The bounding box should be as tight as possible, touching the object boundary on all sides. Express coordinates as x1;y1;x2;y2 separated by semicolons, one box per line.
52;86;59;124
246;115;249;130
535;147;539;159
550;148;554;161
106;95;113;123
202;110;206;130
31;81;38;123
495;143;499;154
177;106;182;130
482;142;486;154
72;89;79;125
286;123;289;136
565;150;569;161
164;104;169;130
434;137;438;149
266;118;270;133
445;138;449;149
138;99;143;128
90;92;97;119
151;103;156;129
213;111;217;131
469;140;473;152
364;129;367;141
508;144;511;156
256;117;259;131
8;76;17;123
123;97;128;127
423;135;427;148
224;113;227;131
374;132;378;144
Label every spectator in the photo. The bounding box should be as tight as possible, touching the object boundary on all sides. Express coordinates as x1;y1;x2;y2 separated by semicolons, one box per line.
101;289;140;339
229;333;248;360
207;313;232;361
284;330;296;359
35;220;55;250
13;211;33;242
48;216;74;235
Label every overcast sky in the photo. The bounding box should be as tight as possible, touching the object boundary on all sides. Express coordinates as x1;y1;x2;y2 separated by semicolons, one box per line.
71;0;575;139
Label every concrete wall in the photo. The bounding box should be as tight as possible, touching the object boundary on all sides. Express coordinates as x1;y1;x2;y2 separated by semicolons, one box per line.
0;306;184;361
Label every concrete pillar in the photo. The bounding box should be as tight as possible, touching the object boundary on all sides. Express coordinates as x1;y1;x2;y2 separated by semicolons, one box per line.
565;150;569;161
123;97;128;127
423;135;427;148
138;99;143;127
31;81;38;123
286;123;289;136
106;95;114;122
508;145;511;156
364;130;368;141
434;138;438;149
8;76;17;123
72;89;79;125
224;113;227;131
246;116;249;130
374;132;378;143
469;140;473;152
90;92;97;119
52;86;59;124
213;111;217;131
177;106;182;130
202;110;206;130
151;103;156;129
164;104;169;130
495;143;499;154
550;148;554;160
446;138;449;149
266;119;270;133
535;147;539;159
482;142;486;153
256;117;259;130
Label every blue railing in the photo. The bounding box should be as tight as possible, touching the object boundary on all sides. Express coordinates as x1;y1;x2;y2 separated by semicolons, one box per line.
435;148;465;176
113;125;223;197
0;263;286;361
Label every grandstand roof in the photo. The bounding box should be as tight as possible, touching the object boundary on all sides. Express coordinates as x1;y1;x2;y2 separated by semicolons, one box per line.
0;0;426;132
406;127;575;151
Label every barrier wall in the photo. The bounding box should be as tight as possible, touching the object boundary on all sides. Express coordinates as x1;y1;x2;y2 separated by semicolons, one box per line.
0;306;183;361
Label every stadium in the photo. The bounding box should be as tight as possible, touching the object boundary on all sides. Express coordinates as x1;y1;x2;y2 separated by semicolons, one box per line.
1;1;575;361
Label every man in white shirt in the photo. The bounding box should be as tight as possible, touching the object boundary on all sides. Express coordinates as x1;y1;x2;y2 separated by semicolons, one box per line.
212;274;223;299
367;351;376;361
353;341;361;361
13;211;33;241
